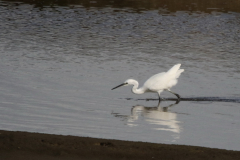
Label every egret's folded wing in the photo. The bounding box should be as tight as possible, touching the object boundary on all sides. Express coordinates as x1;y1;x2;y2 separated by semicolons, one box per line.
144;72;167;91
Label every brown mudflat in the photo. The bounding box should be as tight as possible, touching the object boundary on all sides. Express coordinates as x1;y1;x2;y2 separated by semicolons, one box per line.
1;130;240;160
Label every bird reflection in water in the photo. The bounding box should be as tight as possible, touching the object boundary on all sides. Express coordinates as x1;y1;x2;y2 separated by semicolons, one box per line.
112;100;181;135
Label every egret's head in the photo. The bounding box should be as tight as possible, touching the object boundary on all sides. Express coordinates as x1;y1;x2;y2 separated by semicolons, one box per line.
111;79;135;90
124;79;137;85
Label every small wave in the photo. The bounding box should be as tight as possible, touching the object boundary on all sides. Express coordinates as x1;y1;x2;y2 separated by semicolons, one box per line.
124;97;240;103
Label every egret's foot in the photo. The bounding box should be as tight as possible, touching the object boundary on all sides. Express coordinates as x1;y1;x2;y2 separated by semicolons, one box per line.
175;94;181;100
175;98;180;104
167;89;181;100
158;97;165;102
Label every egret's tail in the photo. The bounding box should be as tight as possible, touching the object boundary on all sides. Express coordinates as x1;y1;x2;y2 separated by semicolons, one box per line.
167;64;181;75
176;69;184;78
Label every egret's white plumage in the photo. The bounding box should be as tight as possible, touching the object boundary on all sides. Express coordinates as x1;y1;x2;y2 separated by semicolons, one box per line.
112;64;184;102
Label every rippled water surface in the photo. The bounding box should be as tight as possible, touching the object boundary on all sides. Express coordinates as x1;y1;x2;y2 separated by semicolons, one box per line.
0;0;240;150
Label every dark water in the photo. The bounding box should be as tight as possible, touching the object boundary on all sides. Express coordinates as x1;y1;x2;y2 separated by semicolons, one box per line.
0;0;240;150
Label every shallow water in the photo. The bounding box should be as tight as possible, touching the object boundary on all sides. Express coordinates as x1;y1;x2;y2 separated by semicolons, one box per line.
0;0;240;150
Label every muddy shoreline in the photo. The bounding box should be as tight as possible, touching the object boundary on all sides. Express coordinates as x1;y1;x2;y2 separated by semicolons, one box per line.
3;0;240;13
1;130;240;160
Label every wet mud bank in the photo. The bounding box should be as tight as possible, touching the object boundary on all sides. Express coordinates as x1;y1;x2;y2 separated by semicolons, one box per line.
1;130;240;160
3;0;240;13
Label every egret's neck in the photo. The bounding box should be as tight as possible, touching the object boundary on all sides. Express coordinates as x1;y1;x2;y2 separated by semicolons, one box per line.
131;80;145;94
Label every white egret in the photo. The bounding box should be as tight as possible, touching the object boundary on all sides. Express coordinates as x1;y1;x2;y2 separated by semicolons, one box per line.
112;64;184;102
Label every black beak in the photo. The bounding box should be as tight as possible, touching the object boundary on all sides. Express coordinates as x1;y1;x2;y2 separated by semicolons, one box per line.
111;83;127;90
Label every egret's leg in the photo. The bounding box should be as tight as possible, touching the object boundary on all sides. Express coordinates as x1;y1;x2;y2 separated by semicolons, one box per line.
168;89;181;99
158;96;164;106
157;91;164;103
158;96;161;102
158;94;162;103
158;94;165;103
